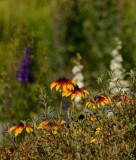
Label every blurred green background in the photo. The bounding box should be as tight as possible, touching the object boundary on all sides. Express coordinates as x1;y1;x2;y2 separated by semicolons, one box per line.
0;0;136;121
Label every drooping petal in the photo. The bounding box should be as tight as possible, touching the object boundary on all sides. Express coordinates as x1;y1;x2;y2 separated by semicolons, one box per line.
66;84;74;91
8;126;17;133
56;83;61;91
71;93;76;100
52;126;58;135
62;91;67;97
71;79;77;85
90;116;97;121
62;85;67;91
77;91;84;98
62;90;71;97
26;126;33;133
38;121;50;130
15;126;23;137
86;101;90;106
95;127;102;134
50;82;57;90
83;90;90;95
86;99;93;107
90;137;97;143
60;119;67;125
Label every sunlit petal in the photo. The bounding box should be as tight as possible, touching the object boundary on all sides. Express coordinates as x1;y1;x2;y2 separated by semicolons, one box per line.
15;127;23;137
90;137;97;143
71;93;76;100
71;80;76;85
67;84;74;91
60;119;67;125
63;90;71;97
84;90;89;95
50;82;57;90
26;126;33;133
78;91;84;98
56;84;61;91
8;126;17;133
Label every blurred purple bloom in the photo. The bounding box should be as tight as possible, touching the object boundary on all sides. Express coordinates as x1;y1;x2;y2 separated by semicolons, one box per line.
17;46;35;84
62;116;69;122
62;102;68;109
4;126;8;132
21;58;32;68
24;46;31;56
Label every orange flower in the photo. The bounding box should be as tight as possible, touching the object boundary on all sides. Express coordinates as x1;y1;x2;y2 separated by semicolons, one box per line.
62;85;89;100
8;123;33;137
94;95;109;106
86;95;109;108
86;98;94;108
90;116;97;121
37;121;51;130
50;77;76;91
26;124;33;133
111;95;133;106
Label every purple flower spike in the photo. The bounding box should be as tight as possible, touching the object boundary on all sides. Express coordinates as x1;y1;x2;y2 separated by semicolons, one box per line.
24;46;31;56
17;46;35;84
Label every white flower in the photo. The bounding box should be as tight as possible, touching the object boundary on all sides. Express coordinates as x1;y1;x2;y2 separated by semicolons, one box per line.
114;70;122;77
111;49;118;56
72;59;85;103
72;65;83;74
73;73;84;81
109;39;129;94
114;54;123;62
107;111;114;118
74;95;82;103
110;60;122;70
76;81;84;88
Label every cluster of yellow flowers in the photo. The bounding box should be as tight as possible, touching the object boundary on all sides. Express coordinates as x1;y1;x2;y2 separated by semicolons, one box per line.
8;78;133;144
50;77;89;100
50;77;133;108
8;123;33;137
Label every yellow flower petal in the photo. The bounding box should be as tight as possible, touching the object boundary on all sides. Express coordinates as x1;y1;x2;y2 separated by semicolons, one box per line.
77;91;83;98
60;119;66;125
84;90;89;95
26;126;33;133
71;80;76;85
90;116;97;121
90;137;97;143
52;126;58;135
62;90;71;97
56;84;61;91
38;121;49;129
53;126;58;130
62;91;67;97
8;126;17;133
66;84;74;91
71;93;76;100
15;127;23;137
50;82;57;90
62;85;67;91
52;130;58;135
95;127;102;134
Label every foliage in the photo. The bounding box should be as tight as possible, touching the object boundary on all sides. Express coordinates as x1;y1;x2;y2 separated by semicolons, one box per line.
0;70;136;159
0;1;136;158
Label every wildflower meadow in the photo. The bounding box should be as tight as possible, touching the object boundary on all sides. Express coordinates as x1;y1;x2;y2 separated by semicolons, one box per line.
0;0;136;160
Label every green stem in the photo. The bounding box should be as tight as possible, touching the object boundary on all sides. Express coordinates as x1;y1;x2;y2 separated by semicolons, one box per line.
59;100;62;118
